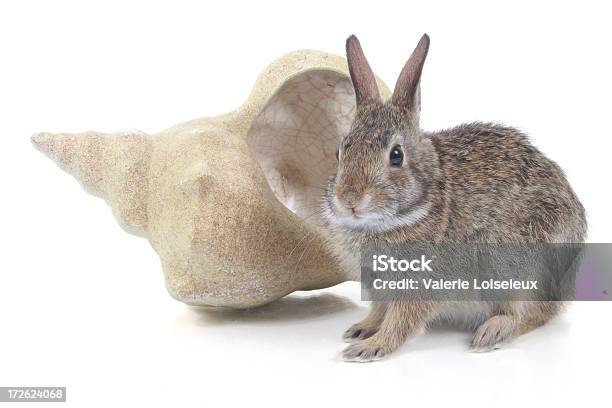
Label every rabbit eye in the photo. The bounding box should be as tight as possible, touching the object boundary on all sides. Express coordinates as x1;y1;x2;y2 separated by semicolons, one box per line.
390;145;404;167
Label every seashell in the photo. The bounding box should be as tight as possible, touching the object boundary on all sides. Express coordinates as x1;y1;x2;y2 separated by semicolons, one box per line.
32;50;390;308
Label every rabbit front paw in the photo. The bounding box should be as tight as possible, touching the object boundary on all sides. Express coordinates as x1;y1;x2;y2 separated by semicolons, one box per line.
470;315;516;352
342;339;387;362
342;323;380;343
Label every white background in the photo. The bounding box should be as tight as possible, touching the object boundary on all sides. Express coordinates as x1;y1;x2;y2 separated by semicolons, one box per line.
1;0;611;407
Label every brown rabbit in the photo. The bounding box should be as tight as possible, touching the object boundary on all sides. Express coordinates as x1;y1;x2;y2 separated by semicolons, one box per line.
322;34;587;362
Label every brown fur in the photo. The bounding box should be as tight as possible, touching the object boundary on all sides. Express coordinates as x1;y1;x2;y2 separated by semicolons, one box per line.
322;35;586;362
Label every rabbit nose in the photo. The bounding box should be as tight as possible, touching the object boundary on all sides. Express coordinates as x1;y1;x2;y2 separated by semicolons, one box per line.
338;190;369;213
341;191;359;207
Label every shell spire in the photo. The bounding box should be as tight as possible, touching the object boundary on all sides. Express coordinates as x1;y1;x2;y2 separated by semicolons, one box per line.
31;130;152;236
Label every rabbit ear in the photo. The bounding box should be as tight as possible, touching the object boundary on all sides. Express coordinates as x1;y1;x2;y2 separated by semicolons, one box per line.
346;35;381;106
392;34;430;116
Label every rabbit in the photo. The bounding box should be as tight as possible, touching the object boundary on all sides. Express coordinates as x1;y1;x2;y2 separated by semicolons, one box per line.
321;34;587;362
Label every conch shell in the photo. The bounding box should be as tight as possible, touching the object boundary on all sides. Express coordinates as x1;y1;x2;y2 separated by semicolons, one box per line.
32;50;390;308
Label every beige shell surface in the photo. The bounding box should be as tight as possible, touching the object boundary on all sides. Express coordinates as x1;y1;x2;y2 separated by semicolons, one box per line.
32;50;390;308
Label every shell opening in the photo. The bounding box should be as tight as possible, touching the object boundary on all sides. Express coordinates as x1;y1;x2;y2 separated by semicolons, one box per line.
247;70;355;224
